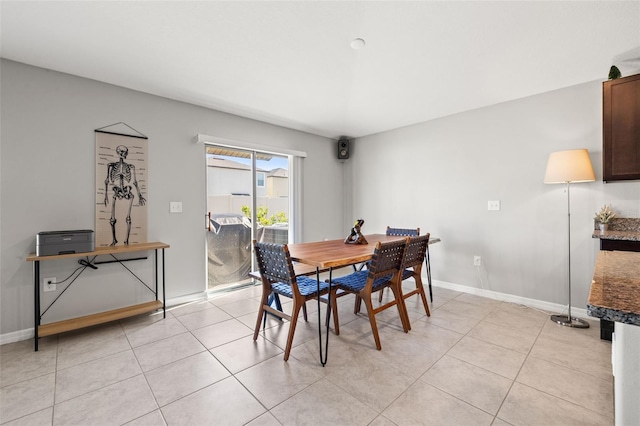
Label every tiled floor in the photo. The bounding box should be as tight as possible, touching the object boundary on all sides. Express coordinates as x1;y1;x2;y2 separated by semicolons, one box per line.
1;283;614;425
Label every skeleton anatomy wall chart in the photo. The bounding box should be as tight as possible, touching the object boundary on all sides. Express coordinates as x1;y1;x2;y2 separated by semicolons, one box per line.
95;130;148;247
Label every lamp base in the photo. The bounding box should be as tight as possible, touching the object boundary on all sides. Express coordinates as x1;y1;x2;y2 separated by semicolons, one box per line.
550;314;590;328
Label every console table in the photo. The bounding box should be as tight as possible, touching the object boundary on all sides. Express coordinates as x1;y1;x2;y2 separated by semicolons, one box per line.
26;241;169;351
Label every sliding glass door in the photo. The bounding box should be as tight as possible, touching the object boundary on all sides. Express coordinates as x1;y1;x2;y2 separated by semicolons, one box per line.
205;144;290;292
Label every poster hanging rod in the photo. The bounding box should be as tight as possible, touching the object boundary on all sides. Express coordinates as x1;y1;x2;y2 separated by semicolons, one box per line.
95;122;148;139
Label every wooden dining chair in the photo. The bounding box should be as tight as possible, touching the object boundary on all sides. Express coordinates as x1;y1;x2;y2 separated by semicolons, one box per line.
377;226;420;302
397;234;431;330
329;238;410;350
252;240;333;361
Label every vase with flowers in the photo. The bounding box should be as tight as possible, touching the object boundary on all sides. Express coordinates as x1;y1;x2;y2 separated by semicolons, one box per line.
594;204;615;232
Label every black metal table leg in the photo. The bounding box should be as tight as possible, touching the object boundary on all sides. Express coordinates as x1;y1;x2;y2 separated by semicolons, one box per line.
317;266;331;366
34;261;40;351
161;248;166;318
426;246;433;302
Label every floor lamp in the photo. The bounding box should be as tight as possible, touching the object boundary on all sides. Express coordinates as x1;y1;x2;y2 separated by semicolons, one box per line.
544;149;595;328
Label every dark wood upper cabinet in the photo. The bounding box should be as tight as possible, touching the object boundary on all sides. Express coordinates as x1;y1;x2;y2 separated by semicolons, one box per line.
603;73;640;182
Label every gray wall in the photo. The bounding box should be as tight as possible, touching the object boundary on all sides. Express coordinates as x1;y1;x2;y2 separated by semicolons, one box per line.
350;80;640;310
0;59;347;337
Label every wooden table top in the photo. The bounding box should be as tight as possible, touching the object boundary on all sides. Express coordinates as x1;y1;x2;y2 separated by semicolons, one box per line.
287;234;406;269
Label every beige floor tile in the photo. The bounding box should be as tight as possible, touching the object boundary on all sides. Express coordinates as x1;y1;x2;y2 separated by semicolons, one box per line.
529;335;612;381
492;302;550;322
491;418;514;426
245;412;282;426
260;315;326;352
382;380;494;425
123;409;166;426
468;321;537;354
498;382;613;426
516;356;614;419
431;286;464;300
455;293;502;307
324;349;416;412
447;336;526;379
56;323;131;370
145;351;230;406
235;354;326;409
133;331;205;372
1;407;52;426
190;317;253;349
0;373;54;424
438;299;495;320
421;355;512;414
53;375;158;426
173;304;233;330
270;378;378;425
167;299;214;317
161;377;265;425
210;334;283;373
539;318;604;347
368;415;399;426
55;350;141;403
404;320;464;355
0;341;57;388
216;297;262;317
373;329;444;380
209;285;262;306
122;317;188;348
0;286;616;426
481;305;547;336
423;307;481;334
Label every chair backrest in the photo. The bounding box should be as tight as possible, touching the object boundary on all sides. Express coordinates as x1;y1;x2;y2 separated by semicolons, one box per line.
386;226;420;237
403;234;430;270
368;238;409;279
253;240;296;286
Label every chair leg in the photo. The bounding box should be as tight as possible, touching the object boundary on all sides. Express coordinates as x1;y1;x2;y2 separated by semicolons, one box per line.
390;283;411;332
327;288;340;335
361;290;382;350
302;302;308;321
284;297;303;361
353;295;362;314
426;247;433;302
415;275;431;317
253;288;271;340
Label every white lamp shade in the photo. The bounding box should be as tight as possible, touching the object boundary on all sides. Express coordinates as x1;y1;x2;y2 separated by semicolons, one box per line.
544;149;596;184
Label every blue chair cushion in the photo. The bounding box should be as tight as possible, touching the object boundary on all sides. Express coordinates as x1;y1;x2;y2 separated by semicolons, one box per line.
332;270;393;293
272;275;329;298
402;268;415;280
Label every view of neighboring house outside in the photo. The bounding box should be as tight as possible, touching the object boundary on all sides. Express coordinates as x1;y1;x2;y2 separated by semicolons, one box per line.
206;156;287;218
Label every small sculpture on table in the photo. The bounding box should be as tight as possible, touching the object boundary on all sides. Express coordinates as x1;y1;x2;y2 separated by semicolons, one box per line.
344;219;368;245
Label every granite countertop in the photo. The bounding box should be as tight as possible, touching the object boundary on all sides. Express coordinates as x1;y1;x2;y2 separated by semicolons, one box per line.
587;250;640;326
592;217;640;241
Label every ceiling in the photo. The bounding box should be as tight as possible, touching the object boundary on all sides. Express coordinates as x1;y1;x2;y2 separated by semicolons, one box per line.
1;1;639;140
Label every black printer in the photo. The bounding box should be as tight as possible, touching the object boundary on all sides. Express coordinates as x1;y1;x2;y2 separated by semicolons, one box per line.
36;230;95;256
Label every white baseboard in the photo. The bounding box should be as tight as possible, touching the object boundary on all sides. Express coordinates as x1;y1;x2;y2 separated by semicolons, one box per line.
0;292;209;346
0;328;34;346
432;279;590;320
0;280;595;345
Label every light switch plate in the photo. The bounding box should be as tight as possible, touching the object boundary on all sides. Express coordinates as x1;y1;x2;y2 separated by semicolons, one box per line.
170;201;183;213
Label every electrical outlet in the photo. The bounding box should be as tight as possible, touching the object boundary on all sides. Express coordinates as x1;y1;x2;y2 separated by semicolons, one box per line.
169;201;182;213
43;277;57;292
473;256;482;267
488;200;501;211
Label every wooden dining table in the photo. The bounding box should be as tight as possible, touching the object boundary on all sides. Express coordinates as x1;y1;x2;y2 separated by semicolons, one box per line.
287;233;406;365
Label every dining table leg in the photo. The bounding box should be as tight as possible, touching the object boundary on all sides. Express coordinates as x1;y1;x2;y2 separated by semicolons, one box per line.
317;266;332;366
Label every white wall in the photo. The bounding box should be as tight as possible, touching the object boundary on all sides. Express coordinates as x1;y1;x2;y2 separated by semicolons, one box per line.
0;59;347;338
350;80;640;309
